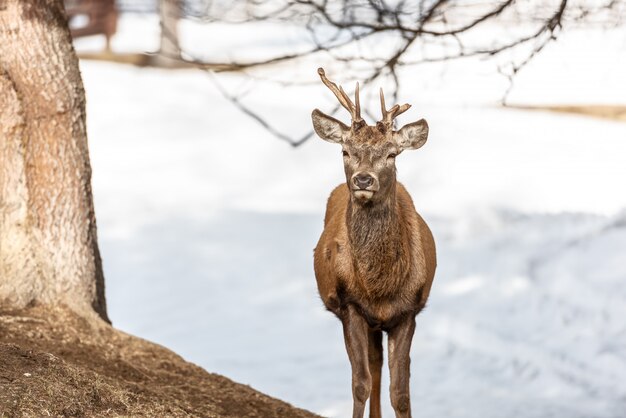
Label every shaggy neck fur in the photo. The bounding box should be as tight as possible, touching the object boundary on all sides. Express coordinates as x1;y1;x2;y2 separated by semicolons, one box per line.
346;184;408;299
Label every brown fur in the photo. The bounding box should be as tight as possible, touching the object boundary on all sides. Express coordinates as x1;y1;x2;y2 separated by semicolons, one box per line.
314;182;436;330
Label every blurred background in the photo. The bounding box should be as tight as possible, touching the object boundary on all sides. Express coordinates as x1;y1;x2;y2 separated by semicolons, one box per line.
67;1;625;416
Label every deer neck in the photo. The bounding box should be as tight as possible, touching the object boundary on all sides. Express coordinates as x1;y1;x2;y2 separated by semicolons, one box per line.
346;185;404;291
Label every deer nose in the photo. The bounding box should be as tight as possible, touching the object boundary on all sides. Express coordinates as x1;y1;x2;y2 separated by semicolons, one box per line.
353;173;374;190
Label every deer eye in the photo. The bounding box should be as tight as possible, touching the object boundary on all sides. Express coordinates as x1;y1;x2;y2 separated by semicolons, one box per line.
387;153;397;159
342;150;349;157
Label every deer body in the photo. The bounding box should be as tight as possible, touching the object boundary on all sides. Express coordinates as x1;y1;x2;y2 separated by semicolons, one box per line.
311;69;436;418
314;182;435;328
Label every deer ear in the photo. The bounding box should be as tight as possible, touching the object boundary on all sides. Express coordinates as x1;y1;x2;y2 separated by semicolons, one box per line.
312;109;349;144
393;119;429;150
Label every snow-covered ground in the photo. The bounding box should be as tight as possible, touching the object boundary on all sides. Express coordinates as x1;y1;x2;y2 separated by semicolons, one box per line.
80;15;626;417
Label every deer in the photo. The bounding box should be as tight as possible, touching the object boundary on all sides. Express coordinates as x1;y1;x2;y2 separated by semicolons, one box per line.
311;68;436;418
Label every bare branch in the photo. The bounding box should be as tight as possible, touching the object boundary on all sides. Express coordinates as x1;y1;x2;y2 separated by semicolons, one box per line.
143;0;623;146
207;71;314;147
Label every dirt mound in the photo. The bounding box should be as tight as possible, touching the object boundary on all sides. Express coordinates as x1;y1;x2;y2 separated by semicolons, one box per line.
0;306;319;417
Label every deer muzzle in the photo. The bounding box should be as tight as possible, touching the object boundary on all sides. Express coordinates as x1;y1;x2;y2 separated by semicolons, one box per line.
351;172;378;201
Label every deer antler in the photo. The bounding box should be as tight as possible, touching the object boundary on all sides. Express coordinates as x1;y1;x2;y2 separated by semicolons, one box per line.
318;68;363;126
379;88;411;128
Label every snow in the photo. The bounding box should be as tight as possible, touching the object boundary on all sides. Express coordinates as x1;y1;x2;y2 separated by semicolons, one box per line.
80;15;626;417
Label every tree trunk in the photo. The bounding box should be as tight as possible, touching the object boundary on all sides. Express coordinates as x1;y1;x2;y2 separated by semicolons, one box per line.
159;0;181;59
0;0;109;322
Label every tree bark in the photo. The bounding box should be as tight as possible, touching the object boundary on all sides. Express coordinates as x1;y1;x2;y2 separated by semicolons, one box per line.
159;0;181;60
0;0;108;322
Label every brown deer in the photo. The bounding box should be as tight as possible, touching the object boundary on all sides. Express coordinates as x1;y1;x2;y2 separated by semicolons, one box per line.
312;68;436;418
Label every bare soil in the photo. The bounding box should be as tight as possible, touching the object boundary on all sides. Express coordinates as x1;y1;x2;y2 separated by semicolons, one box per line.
0;306;319;418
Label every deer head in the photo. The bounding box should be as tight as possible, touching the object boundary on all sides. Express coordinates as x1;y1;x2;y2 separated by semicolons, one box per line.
312;68;429;205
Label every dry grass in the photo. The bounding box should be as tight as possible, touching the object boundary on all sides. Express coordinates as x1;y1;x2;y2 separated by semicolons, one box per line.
506;104;626;122
76;52;230;70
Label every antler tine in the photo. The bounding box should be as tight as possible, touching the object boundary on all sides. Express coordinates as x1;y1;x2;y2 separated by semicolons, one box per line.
355;82;361;121
318;68;353;115
379;87;411;127
318;68;363;124
393;103;411;119
338;85;353;111
379;88;387;120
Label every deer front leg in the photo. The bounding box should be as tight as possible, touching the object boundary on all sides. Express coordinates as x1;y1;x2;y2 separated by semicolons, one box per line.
388;315;416;418
368;329;383;418
341;304;372;418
